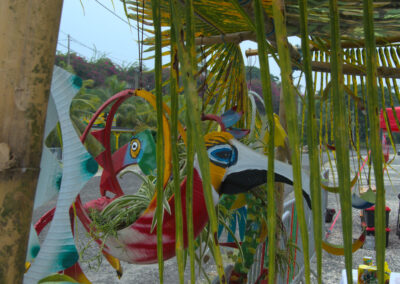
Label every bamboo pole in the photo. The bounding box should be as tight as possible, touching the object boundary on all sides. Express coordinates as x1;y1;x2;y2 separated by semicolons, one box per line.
0;0;63;283
195;31;257;45
309;62;400;79
246;49;400;78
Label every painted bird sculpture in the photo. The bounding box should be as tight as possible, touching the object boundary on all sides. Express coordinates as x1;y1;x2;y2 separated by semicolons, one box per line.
83;131;312;263
31;89;313;283
76;89;312;266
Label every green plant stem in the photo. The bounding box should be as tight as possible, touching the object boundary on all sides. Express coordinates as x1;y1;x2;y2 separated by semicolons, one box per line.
170;0;225;282
150;0;165;282
185;0;197;282
297;0;322;282
362;0;385;282
169;9;185;284
253;0;276;282
271;1;311;283
186;115;196;284
328;0;353;282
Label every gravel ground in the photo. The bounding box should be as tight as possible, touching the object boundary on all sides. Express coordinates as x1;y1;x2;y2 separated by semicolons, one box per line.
314;185;400;284
32;156;400;283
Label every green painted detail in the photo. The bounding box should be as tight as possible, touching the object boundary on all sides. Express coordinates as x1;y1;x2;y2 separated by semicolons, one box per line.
137;129;157;175
233;193;266;275
38;273;79;283
55;173;62;191
71;76;82;89
84;156;98;175
59;245;79;268
31;244;40;258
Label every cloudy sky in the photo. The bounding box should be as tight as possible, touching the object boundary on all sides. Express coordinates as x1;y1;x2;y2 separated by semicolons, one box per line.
57;0;303;79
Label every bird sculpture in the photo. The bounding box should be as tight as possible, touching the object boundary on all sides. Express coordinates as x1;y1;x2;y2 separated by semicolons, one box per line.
76;89;312;267
27;72;366;283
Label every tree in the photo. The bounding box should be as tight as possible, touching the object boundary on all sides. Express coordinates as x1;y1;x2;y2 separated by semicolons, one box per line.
0;1;63;282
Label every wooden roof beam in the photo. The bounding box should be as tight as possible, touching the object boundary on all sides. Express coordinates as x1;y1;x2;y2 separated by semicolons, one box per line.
245;49;400;78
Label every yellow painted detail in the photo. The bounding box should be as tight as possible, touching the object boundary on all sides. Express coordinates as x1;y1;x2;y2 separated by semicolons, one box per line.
322;231;365;255
263;114;287;148
204;131;234;147
129;138;141;159
72;270;91;284
83;112;116;127
136;89;186;144
104;251;123;279
321;173;358;193
135;90;174;215
259;220;268;241
209;162;226;192
135;89;172;185
230;194;246;210
25;262;31;273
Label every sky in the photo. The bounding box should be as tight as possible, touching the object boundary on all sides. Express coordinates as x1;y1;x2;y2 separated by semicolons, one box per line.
57;0;143;67
57;0;301;80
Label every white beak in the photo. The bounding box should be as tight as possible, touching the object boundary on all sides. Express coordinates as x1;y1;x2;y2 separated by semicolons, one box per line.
220;139;311;208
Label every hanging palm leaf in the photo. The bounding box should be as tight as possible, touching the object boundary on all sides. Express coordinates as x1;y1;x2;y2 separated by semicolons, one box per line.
117;0;400;283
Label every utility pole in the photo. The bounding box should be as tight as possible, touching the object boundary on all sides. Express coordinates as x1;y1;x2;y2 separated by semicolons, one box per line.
67;34;71;66
0;1;63;282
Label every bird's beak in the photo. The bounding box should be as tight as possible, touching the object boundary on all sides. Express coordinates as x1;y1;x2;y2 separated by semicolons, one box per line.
219;140;311;206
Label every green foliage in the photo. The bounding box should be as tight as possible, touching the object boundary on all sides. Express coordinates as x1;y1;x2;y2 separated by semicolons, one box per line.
88;171;175;243
55;52;154;88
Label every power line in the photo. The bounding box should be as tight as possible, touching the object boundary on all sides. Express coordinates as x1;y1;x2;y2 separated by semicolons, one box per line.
59;34;128;65
93;0;135;29
57;39;127;66
57;41;68;49
57;41;80;55
92;0;152;38
70;37;96;52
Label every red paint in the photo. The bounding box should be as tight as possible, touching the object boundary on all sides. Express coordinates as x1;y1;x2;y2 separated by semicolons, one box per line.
112;169;209;263
380;107;400;132
201;114;226;131
34;207;55;234
74;169;210;264
76;89;211;263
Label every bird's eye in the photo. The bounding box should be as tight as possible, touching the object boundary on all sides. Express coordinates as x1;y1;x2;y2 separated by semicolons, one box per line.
208;145;237;168
130;138;141;158
215;150;231;160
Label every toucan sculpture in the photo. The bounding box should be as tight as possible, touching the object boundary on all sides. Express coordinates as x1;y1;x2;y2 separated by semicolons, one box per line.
76;89;312;264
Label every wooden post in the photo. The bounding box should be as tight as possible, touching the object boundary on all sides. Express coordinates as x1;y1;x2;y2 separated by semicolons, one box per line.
0;1;63;282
